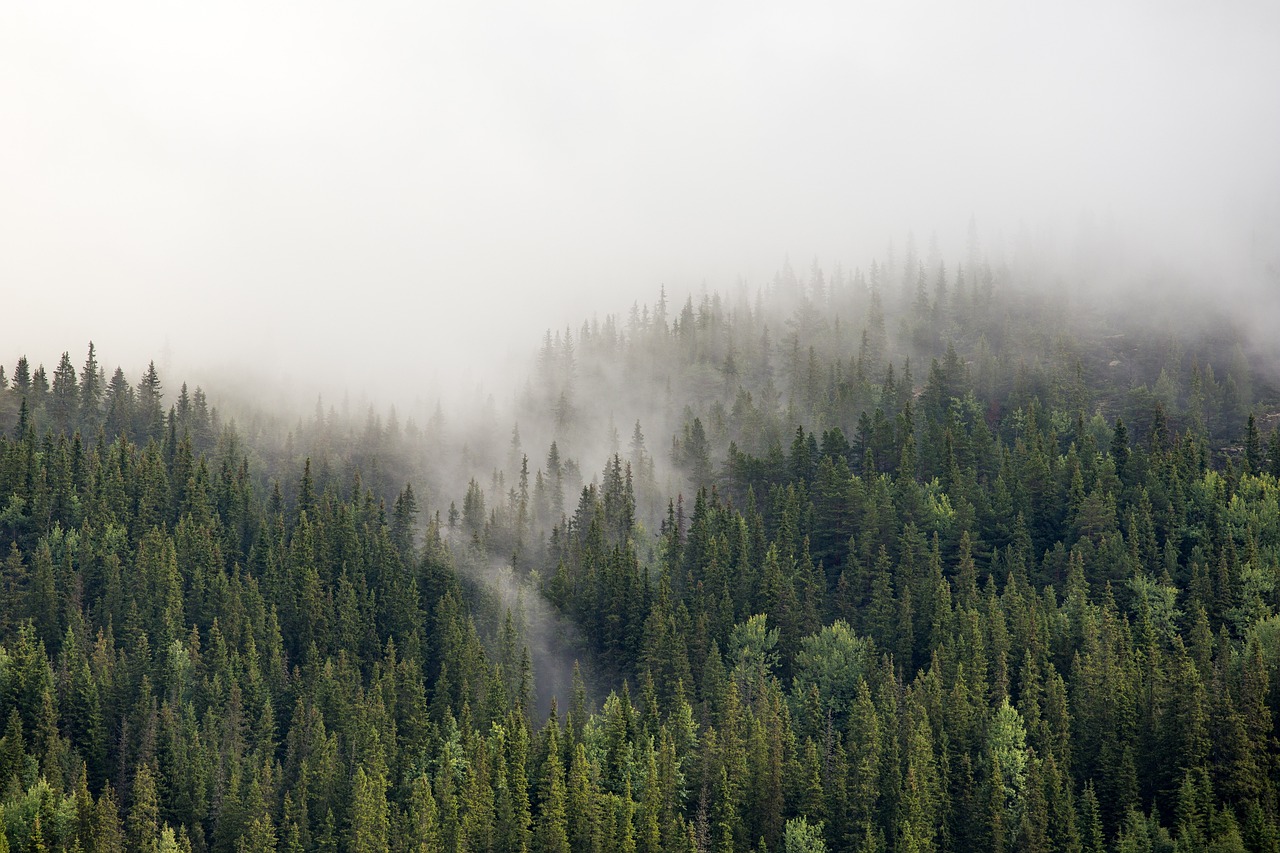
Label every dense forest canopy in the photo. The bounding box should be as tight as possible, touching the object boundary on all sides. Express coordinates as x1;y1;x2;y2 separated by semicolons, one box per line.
2;251;1280;853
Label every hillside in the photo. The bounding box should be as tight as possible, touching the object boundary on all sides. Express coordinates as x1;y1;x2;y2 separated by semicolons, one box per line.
1;258;1280;852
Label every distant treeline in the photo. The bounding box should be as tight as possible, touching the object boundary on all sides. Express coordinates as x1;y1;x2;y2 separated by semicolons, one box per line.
1;256;1279;852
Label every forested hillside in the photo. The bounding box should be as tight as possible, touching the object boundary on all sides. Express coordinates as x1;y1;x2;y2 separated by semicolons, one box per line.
2;254;1280;852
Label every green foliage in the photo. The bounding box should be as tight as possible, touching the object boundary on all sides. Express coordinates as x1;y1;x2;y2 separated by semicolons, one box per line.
1;265;1278;853
791;620;872;717
729;615;779;698
783;816;826;853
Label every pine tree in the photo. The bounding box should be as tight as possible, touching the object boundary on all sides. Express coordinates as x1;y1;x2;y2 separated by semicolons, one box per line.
1112;418;1130;479
391;482;418;562
50;350;79;431
783;817;827;853
1267;426;1280;479
1244;412;1262;475
128;764;161;853
567;743;600;853
404;773;441;851
12;355;31;393
535;725;571;853
136;361;165;442
93;782;127;853
103;366;134;437
30;363;48;399
347;766;391;853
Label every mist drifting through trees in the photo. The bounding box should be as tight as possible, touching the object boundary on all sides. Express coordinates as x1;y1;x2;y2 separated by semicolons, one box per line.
4;2;1280;852
3;255;1280;851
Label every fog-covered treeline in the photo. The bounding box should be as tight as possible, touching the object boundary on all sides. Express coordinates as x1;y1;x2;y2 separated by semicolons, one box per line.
1;245;1280;852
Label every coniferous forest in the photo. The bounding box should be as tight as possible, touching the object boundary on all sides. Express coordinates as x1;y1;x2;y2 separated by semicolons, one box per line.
4;257;1280;853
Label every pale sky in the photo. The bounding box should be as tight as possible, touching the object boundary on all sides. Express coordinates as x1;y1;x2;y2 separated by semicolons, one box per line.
3;0;1279;403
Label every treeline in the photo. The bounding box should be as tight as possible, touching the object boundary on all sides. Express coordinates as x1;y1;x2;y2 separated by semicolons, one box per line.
0;375;557;852
0;346;217;454
466;255;1280;852
1;248;1280;851
537;408;1280;851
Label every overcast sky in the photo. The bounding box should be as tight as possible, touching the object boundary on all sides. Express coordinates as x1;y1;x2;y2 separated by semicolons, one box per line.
3;0;1279;404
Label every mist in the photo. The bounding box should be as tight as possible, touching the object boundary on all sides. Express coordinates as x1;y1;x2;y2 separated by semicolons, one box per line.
8;9;1280;838
5;6;1280;700
4;0;1279;409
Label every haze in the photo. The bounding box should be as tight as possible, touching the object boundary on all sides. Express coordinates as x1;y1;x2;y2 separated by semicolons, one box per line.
4;0;1279;404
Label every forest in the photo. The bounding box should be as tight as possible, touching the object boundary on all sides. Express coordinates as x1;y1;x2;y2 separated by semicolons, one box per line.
1;252;1280;853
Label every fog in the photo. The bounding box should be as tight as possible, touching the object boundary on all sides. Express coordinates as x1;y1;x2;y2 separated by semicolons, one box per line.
4;0;1280;727
3;0;1279;404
